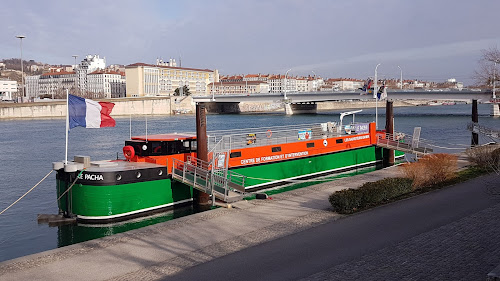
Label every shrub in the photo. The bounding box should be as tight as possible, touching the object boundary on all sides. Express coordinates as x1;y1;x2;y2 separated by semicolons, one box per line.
399;153;458;189
466;145;500;171
329;177;413;214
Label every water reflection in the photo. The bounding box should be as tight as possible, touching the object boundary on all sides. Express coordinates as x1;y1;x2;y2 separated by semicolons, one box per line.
57;205;196;247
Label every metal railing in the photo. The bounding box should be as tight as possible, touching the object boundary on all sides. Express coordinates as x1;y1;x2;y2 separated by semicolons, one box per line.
171;156;248;202
376;132;433;156
207;122;370;152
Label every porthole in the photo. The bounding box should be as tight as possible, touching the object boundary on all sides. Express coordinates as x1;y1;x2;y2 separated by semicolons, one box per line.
142;145;148;151
136;171;142;178
116;174;122;181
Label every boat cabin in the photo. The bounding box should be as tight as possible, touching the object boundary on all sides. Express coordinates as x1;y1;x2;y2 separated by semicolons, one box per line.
123;133;197;169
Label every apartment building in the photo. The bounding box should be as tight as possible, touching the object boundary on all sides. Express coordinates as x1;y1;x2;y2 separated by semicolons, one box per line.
77;55;106;92
243;74;270;82
268;75;297;93
38;71;77;98
296;77;308;92
0;79;17;100
325;78;364;91
87;70;126;98
307;76;324;92
208;80;269;95
125;63;217;97
25;75;40;98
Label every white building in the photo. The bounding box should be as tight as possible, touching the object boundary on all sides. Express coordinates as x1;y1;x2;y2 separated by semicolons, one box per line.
77;55;106;92
268;75;297;93
38;71;77;98
307;77;324;92
208;81;269;95
87;70;126;98
296;77;308;92
25;75;40;99
0;79;18;100
325;78;363;91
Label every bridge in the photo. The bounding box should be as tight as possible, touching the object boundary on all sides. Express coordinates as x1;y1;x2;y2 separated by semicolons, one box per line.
192;90;498;116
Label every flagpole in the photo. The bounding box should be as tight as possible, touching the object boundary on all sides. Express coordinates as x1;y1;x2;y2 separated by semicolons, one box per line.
65;89;69;164
374;63;380;130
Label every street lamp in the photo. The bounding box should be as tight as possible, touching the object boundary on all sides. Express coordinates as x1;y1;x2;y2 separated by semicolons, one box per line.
311;71;318;91
397;65;403;90
16;35;25;101
284;68;291;100
72;55;78;93
493;60;498;99
374;63;381;129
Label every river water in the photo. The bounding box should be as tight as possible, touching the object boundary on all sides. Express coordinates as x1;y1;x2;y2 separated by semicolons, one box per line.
0;103;498;262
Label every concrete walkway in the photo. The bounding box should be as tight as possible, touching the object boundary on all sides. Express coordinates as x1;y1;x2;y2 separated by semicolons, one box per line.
0;161;498;280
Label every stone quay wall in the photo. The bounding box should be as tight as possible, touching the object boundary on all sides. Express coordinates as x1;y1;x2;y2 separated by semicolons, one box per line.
0;97;196;119
0;97;427;119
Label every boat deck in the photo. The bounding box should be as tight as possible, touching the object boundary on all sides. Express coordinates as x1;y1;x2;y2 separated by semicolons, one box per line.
80;160;165;172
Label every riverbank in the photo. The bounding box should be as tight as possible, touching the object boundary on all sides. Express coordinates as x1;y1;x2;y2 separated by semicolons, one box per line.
3;155;498;280
0;96;430;119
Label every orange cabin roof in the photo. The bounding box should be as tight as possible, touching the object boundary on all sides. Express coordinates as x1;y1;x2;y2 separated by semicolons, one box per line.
131;133;196;141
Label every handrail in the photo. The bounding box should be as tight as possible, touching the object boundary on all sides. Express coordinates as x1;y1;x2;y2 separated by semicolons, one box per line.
208;121;371;152
376;132;433;155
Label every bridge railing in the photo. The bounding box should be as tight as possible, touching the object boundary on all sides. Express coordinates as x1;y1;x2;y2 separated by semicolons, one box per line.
207;122;370;151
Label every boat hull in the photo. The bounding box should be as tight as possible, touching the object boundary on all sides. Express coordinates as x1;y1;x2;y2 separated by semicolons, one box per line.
232;145;383;190
57;172;193;223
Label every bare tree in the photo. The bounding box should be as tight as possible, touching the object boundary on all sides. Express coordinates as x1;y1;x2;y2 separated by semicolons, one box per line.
474;47;500;87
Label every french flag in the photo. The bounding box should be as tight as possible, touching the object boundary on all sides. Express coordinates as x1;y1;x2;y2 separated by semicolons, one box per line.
68;94;116;129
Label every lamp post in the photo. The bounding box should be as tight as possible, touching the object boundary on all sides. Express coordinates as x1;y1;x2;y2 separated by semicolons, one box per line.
374;63;381;129
311;71;318;91
397;65;402;90
284;68;291;100
16;35;25;101
72;55;78;93
493;61;498;99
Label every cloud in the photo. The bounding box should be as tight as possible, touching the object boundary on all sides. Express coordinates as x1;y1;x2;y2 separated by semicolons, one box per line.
291;37;500;73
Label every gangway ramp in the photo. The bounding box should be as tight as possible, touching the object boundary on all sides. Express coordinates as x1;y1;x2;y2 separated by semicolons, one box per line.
376;132;433;157
171;157;248;203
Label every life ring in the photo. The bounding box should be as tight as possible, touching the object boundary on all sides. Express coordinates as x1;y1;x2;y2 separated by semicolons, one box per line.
123;146;135;160
266;130;272;138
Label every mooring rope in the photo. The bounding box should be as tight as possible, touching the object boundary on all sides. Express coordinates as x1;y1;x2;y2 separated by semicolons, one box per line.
0;170;54;216
56;169;85;202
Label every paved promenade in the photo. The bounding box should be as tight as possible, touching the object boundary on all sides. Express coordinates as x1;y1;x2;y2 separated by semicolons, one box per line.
0;163;499;280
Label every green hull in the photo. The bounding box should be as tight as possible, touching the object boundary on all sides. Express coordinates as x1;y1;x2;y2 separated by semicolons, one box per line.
57;178;192;222
232;146;384;189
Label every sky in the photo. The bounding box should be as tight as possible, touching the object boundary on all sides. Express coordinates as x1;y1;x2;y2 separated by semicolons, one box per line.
1;0;499;85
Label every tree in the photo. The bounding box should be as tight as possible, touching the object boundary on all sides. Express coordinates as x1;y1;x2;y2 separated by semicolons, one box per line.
173;85;191;96
474;47;500;87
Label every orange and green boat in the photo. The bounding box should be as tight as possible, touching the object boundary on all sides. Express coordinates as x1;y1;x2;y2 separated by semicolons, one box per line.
54;114;395;223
